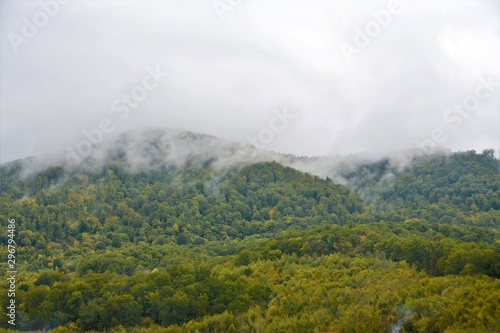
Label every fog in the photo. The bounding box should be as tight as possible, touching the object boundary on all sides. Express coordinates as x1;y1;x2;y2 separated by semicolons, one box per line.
1;0;499;164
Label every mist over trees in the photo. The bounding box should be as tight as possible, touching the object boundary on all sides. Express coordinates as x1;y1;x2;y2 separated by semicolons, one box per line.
0;132;499;332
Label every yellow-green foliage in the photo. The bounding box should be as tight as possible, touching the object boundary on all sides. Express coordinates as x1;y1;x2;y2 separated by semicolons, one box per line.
0;150;499;332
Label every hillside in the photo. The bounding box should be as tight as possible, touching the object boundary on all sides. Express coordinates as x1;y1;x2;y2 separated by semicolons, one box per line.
0;129;499;332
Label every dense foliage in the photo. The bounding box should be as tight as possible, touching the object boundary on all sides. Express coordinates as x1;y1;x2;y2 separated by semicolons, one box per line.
0;149;499;332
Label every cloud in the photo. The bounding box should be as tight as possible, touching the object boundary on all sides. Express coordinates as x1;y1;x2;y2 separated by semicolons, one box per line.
1;0;499;163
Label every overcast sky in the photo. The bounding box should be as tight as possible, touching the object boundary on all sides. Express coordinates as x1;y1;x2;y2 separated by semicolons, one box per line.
1;0;499;163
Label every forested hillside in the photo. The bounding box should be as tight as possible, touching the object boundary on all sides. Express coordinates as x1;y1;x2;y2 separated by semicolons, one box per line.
0;135;499;332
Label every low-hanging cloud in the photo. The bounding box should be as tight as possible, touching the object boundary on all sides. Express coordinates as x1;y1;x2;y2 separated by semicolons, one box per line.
1;0;499;164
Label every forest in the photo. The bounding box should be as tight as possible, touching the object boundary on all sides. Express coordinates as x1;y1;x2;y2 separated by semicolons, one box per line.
0;148;499;332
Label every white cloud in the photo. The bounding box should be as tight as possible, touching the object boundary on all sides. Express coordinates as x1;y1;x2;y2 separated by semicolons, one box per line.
1;0;498;163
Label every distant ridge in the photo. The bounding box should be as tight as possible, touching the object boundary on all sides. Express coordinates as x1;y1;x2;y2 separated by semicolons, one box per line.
0;127;456;186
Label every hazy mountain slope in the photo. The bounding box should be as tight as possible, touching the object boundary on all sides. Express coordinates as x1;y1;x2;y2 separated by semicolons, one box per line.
0;127;442;188
341;149;500;227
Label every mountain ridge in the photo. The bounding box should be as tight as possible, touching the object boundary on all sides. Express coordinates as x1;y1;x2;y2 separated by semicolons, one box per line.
1;127;457;184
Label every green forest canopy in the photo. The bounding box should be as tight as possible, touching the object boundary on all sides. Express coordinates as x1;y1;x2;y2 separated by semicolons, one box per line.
0;149;499;332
